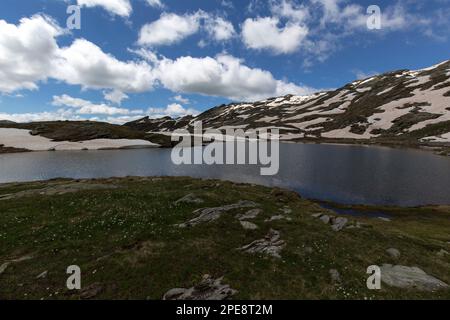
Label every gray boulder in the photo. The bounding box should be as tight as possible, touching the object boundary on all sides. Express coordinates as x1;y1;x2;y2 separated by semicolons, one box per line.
320;215;331;224
386;248;401;259
240;221;258;230
331;217;348;231
175;193;204;205
381;264;449;291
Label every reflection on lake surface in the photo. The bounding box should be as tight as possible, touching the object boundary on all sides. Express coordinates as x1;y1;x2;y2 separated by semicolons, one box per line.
1;143;449;206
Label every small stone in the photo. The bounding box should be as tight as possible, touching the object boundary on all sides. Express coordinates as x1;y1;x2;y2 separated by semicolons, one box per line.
265;215;292;222
36;271;48;279
437;249;449;257
378;217;392;222
331;217;348;231
80;283;103;299
311;213;323;218
386;248;401;259
0;262;10;275
320;215;331;224
305;247;313;254
330;269;342;284
240;221;258;230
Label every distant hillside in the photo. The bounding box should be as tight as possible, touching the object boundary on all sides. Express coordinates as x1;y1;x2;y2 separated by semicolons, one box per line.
126;60;450;146
0;121;173;148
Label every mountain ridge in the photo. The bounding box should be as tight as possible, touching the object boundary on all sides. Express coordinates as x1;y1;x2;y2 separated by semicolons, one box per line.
125;60;450;145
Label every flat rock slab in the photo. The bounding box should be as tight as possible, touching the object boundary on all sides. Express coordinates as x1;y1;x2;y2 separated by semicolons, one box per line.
279;207;292;214
239;229;285;258
265;215;292;222
175;193;204;205
240;221;258;230
178;200;258;227
236;209;262;221
381;264;449;291
163;275;237;300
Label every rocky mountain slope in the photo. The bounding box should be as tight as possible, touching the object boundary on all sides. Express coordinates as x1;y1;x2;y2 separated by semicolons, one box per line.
126;60;450;145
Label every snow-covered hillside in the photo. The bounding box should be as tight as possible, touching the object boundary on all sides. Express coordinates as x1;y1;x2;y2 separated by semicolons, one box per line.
126;60;450;144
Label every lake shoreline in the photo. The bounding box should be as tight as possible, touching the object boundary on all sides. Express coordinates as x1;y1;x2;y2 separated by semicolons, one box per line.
1;142;449;207
1;175;450;209
1;137;449;157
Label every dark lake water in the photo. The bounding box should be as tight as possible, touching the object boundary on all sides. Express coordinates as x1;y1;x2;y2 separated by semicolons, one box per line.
1;143;449;206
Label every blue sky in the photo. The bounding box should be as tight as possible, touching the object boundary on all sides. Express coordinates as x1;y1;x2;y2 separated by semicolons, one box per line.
0;0;449;123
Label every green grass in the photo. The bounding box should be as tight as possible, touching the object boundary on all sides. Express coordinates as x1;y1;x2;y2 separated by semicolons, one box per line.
0;177;449;300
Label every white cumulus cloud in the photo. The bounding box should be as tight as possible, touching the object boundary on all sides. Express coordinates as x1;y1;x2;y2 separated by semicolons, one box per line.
103;89;129;105
242;17;308;54
77;0;132;17
54;39;156;93
205;16;236;41
0;15;64;93
153;54;316;101
146;0;165;9
138;12;203;47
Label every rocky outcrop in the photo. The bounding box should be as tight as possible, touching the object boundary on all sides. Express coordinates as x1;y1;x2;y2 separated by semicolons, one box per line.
312;213;349;232
163;275;237;300
239;229;285;258
178;201;258;227
126;60;450;145
236;209;261;221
